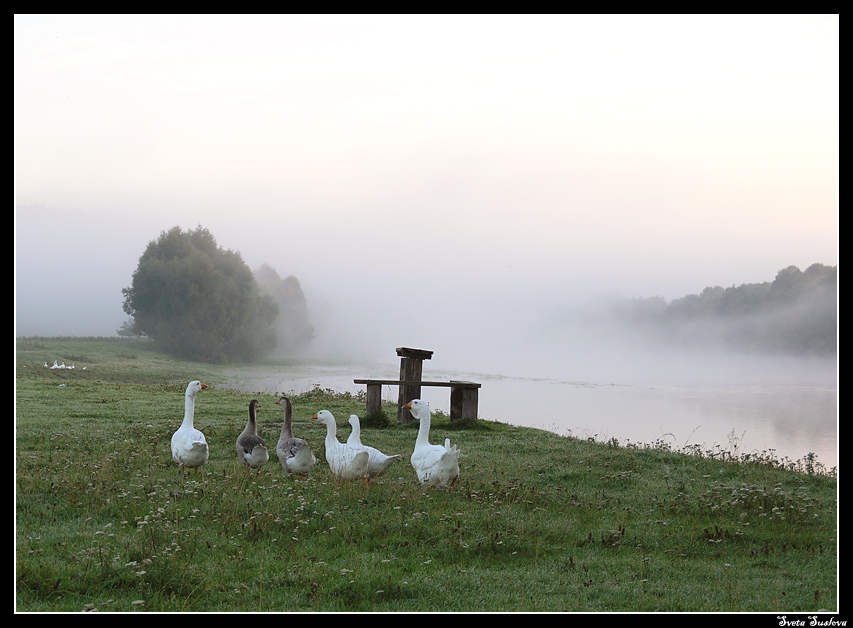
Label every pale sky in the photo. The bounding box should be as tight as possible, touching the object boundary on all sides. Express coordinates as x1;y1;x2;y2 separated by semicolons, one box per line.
14;14;838;375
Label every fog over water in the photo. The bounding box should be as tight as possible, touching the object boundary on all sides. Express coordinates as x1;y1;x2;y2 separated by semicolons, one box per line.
15;15;837;468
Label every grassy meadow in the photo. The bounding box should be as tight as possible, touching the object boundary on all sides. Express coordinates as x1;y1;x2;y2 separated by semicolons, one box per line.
15;337;838;612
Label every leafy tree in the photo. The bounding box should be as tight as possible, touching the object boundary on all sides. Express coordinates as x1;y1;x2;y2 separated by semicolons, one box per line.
121;226;278;363
253;263;315;356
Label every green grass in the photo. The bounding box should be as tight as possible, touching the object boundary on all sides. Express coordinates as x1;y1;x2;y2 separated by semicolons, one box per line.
16;338;838;612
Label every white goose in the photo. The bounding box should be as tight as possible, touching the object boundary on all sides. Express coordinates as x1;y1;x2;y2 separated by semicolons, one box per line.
236;399;269;469
346;415;401;477
405;399;461;488
275;396;316;475
312;410;369;481
171;380;209;469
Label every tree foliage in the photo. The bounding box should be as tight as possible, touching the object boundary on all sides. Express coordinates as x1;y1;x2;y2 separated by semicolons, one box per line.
254;263;315;356
609;263;837;356
121;226;278;363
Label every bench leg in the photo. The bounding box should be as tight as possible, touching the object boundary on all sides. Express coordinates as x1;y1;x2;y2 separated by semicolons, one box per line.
397;357;424;424
366;384;382;417
450;386;478;421
398;385;423;424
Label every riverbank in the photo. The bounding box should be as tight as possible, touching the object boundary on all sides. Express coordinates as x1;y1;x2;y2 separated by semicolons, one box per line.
216;355;838;473
16;337;838;611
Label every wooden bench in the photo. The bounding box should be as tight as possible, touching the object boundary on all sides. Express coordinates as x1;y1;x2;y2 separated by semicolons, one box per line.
353;378;481;421
355;348;481;423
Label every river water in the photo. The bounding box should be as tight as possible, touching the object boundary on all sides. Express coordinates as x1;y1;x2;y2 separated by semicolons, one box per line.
221;353;838;472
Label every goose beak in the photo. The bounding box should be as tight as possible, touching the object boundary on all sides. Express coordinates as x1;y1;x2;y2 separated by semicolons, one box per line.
311;413;319;420
201;384;208;389
403;401;412;409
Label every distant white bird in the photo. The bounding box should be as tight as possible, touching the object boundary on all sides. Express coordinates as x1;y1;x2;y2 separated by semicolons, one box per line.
346;415;401;478
50;361;59;369
59;362;66;369
171;381;210;470
405;399;461;488
43;362;49;368
67;363;75;370
312;410;369;481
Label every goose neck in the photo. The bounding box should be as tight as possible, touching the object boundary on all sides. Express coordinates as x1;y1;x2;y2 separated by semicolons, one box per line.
182;393;197;428
247;404;258;434
324;419;337;443
279;400;293;439
415;411;432;448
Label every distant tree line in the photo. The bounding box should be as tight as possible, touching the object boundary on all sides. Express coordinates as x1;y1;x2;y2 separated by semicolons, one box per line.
607;263;837;356
120;226;313;363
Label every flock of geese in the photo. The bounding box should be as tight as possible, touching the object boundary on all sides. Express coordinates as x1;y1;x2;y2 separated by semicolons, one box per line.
45;360;85;370
171;380;461;488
